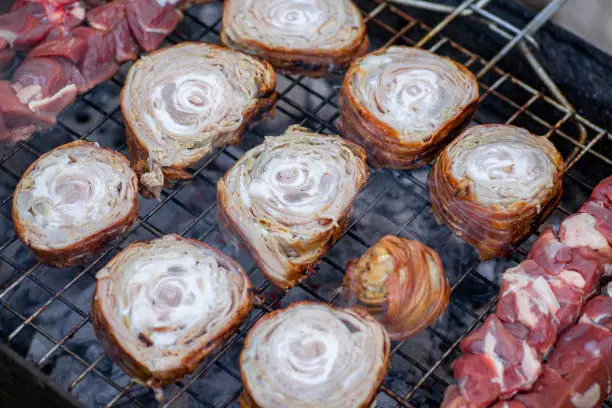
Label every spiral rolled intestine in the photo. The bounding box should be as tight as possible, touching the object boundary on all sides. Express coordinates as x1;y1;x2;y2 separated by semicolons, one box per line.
91;234;253;391
13;141;138;267
338;47;479;169
122;42;276;198
343;235;450;340
221;0;368;76
429;124;564;259
239;302;390;408
217;125;368;289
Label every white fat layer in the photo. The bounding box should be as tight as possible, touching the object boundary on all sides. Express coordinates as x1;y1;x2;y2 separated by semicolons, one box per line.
503;270;560;328
571;384;601;408
483;332;505;389
14;144;136;248
354;47;477;142
520;342;541;385
561;213;608;250
559;269;586;289
450;126;556;204
28;84;77;112
240;304;388;408
114;238;248;349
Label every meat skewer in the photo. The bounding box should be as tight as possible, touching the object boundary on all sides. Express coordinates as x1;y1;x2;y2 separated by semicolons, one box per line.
217;125;368;290
442;176;612;408
122;42;276;199
221;0;369;77
239;302;390;408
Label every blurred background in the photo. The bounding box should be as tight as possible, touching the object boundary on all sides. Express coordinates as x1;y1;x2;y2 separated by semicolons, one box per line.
521;0;612;55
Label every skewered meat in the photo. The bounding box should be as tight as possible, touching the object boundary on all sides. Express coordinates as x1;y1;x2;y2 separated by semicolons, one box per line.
12;141;138;267
122;42;276;199
217;125;368;290
342;235;450;340
429;124;564;260
560;176;612;276
92;234;253;400
443;177;611;408
221;0;368;77
508;294;612;408
239;302;389;408
338;46;479;169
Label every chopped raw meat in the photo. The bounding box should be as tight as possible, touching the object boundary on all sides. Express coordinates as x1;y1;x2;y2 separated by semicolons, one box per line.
579;295;612;330
453;353;502;408
87;1;126;31
28;36;87;64
0;49;15;70
72;27;119;90
441;385;470;408
13;57;70;102
126;0;181;51
0;81;37;127
0;3;53;50
458;315;541;401
513;367;573;408
528;227;602;297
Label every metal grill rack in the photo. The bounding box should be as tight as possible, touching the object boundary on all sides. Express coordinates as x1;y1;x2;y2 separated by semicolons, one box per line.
0;1;611;407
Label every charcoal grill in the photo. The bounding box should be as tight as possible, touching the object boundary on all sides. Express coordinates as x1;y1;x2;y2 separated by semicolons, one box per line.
0;1;611;407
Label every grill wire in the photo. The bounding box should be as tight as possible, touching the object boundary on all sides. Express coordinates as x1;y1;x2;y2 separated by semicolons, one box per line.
0;1;611;407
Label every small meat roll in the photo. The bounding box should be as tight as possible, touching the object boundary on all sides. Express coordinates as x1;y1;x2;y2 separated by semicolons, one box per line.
121;42;277;199
91;234;253;400
338;46;479;169
220;0;368;77
217;125;368;289
429;125;563;260
343;235;450;340
239;302;390;408
13;141;138;267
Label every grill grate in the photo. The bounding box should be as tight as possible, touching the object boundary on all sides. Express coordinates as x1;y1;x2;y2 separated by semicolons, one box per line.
0;1;611;407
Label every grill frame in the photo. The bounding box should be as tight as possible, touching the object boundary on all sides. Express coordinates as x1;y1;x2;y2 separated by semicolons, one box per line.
0;1;611;407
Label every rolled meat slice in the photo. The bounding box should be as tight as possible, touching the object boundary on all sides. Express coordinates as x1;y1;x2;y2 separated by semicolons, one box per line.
217;125;368;289
429;124;563;259
220;0;368;77
342;235;450;340
121;42;277;199
12;140;138;267
338;46;479;169
91;234;253;399
239;301;390;408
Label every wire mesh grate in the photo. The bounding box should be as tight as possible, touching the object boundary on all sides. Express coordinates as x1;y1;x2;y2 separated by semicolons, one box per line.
0;1;611;407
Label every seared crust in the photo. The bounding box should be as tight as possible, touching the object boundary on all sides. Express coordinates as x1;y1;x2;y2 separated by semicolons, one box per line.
343;235;450;340
217;126;368;289
12;140;138;267
121;42;277;199
238;301;390;408
338;47;479;169
91;234;253;391
220;0;369;77
428;124;564;259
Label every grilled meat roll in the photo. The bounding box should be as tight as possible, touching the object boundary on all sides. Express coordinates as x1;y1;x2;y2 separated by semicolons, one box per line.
13;140;138;267
343;235;450;340
429;124;563;259
239;302;390;408
91;234;253;399
338;46;479;168
217;125;368;290
121;42;277;199
220;0;368;77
